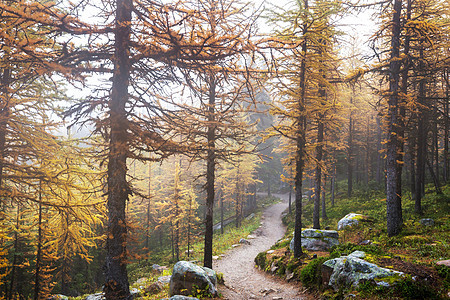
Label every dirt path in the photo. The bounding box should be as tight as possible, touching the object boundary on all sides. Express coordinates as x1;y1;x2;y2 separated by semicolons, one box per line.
213;193;312;300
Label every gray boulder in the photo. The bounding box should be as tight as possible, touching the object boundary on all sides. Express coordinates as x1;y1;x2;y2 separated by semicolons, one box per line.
85;293;104;300
290;229;339;252
420;218;435;226
158;275;172;284
239;238;251;245
169;261;218;297
49;295;69;300
322;251;404;290
169;296;200;300
337;213;367;230
130;288;140;298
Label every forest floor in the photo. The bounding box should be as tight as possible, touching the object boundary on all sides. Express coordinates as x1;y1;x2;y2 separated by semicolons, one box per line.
213;193;313;300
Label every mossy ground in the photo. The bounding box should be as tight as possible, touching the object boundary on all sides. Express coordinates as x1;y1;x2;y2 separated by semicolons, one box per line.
256;182;450;299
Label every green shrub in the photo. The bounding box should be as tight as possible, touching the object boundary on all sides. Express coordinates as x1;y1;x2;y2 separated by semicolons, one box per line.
254;252;267;269
393;277;439;300
299;257;328;288
436;264;450;289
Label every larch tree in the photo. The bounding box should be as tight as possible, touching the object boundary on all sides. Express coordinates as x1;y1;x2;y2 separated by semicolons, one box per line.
266;0;342;257
158;0;260;268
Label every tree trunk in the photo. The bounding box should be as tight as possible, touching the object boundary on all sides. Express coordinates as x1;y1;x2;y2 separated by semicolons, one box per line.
321;174;327;220
426;159;442;194
8;205;20;300
34;185;43;300
347;84;354;197
433;109;439;183
145;164;151;254
293;0;309;258
220;189;224;235
331;163;336;207
104;0;132;298
313;119;324;229
415;43;427;216
288;186;292;214
385;0;403;237
444;70;449;182
0;48;11;189
365;116;370;185
376;115;383;184
203;75;216;269
408;134;416;200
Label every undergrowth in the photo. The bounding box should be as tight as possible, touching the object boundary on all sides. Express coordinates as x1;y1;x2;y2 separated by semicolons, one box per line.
259;182;450;300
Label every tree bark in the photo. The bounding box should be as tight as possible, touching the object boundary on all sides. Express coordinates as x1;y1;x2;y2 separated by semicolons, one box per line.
293;0;309;258
203;75;216;269
386;0;403;237
347;84;354;197
331;163;336;207
313;119;324;229
34;185;42;300
321;174;327;220
0;65;11;189
104;0;132;298
415;43;427;216
288;186;292;214
444;70;449;182
145;164;151;255
220;189;224;235
376;115;383;184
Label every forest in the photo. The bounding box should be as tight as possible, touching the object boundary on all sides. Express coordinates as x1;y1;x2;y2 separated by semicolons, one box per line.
0;0;449;299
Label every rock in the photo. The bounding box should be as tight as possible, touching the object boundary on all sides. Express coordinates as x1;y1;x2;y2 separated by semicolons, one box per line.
272;297;283;300
169;261;218;297
348;250;366;259
134;277;148;285
285;270;294;281
267;250;275;254
359;240;372;245
85;293;104;300
130;288;140;298
212;255;219;260
436;260;450;267
158;275;172;284
49;295;69;300
247;234;257;239
168;296;200;300
145;281;163;294
232;244;240;248
337;213;367;230
260;288;276;295
420;218;435;226
270;262;278;273
152;264;168;273
239;238;251;245
246;213;255;220
290;229;339;252
322;251;404;291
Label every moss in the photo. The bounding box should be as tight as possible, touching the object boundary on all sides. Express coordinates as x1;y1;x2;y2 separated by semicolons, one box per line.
401;235;432;245
373;273;404;285
299;257;328;288
254;252;267;270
